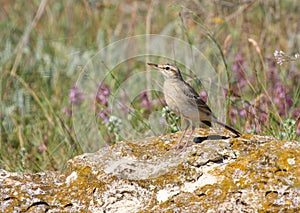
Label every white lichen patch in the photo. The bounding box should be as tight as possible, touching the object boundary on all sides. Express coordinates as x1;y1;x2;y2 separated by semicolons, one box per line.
66;171;78;185
156;186;180;203
287;158;295;165
182;173;218;193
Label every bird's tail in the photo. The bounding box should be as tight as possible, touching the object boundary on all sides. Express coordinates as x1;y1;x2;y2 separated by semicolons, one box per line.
213;119;241;137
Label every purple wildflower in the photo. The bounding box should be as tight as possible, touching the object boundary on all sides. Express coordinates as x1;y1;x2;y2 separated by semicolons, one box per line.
95;83;113;123
239;109;247;117
139;91;152;113
96;83;111;105
64;107;72;116
37;144;47;154
37;135;48;154
273;83;293;116
293;108;300;119
229;107;238;123
69;84;84;105
98;111;109;123
199;91;208;103
232;52;247;88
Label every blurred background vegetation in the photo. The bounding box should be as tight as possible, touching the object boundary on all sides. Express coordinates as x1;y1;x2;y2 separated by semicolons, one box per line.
1;0;299;172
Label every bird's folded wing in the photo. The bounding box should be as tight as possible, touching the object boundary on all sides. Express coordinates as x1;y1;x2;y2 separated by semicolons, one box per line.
182;81;212;115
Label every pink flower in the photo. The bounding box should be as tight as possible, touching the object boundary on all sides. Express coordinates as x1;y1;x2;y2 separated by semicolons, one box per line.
139;91;152;112
64;107;72;116
69;84;84;105
96;83;111;106
98;111;109;123
229;108;238;123
232;52;247;87
239;109;247;117
199;91;208;103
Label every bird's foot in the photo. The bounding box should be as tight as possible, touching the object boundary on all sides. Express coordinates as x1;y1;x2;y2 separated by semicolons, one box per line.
172;141;189;152
171;144;181;150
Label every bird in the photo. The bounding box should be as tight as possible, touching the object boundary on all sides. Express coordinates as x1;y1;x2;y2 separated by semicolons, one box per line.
147;62;241;150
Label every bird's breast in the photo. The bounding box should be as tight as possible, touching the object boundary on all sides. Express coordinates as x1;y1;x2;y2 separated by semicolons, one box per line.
163;80;211;123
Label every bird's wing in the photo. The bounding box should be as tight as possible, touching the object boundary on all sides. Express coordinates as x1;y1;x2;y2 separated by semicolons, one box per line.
181;81;212;115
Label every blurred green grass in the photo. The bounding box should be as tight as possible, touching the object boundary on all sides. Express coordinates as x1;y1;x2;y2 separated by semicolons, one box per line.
1;0;299;172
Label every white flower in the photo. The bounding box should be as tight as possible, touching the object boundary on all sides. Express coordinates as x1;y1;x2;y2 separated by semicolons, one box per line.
274;50;285;65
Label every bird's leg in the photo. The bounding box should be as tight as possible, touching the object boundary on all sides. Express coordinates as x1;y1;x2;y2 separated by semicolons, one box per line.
174;120;190;149
182;125;195;151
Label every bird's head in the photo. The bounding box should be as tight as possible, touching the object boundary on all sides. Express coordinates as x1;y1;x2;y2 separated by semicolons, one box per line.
147;63;182;79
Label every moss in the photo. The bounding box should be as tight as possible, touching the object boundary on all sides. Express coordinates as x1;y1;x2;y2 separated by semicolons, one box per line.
1;133;299;212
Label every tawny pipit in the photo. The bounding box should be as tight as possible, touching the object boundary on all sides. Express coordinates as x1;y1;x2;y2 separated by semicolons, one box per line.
147;63;241;149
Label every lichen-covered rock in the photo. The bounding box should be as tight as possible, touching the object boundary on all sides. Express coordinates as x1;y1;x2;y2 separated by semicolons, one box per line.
1;129;300;212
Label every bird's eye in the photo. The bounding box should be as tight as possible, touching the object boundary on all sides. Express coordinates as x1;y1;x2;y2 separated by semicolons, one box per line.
165;66;170;70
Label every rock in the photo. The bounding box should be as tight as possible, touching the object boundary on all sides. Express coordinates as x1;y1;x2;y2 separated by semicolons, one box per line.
1;129;300;212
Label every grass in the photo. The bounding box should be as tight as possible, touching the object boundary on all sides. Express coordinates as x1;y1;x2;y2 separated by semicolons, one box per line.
0;0;299;172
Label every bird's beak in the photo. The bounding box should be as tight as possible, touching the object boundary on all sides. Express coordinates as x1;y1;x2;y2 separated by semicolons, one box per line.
147;63;158;69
